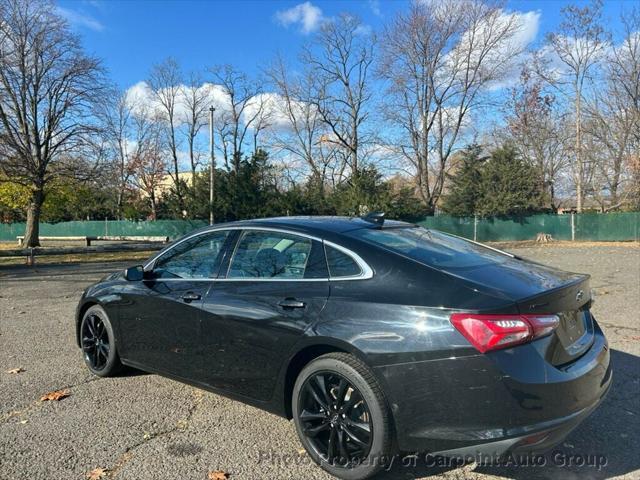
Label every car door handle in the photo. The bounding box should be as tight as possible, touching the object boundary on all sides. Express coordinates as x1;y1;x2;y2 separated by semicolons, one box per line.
278;298;306;309
182;292;201;302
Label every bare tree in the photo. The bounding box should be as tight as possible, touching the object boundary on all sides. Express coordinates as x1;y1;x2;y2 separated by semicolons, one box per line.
181;72;208;189
543;0;608;212
607;7;640;149
585;9;640;211
505;68;570;209
304;14;375;185
130;117;166;220
266;55;339;196
208;65;263;172
99;89;135;219
147;58;184;206
0;0;105;246
379;0;525;213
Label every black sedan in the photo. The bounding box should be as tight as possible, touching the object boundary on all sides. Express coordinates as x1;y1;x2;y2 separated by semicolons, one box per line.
75;215;611;479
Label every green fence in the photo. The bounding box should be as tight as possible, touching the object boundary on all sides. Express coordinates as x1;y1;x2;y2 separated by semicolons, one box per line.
0;213;638;242
0;220;207;242
418;212;639;242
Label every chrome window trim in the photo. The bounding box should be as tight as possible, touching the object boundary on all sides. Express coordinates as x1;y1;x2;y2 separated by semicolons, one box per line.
206;277;330;283
143;225;373;282
323;240;374;281
144;226;321;270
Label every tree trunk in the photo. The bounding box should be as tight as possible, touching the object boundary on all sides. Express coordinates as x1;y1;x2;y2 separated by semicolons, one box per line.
576;181;583;213
149;192;157;221
189;139;197;190
575;86;583;213
116;189;124;221
610;183;618;210
23;188;45;247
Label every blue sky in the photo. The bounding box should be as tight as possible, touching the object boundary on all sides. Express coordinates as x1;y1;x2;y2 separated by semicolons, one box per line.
57;0;631;91
57;0;399;88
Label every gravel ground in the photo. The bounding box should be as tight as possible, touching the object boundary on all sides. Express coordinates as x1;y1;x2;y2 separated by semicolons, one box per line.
0;244;638;480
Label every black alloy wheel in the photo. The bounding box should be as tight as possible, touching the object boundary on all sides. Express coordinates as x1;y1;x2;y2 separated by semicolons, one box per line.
299;371;373;466
80;306;122;377
82;312;110;371
293;353;392;480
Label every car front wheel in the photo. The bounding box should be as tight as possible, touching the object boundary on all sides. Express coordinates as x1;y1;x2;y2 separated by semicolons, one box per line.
80;305;122;377
292;352;393;480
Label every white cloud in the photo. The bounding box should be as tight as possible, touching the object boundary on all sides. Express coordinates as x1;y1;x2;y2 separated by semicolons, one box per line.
355;24;373;36
56;6;104;32
369;0;382;18
445;8;541;91
508;10;540;53
243;92;320;133
124;81;154;113
125;81;233;121
275;2;324;34
487;10;541;90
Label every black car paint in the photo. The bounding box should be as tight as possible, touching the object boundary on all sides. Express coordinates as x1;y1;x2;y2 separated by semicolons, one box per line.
76;216;611;455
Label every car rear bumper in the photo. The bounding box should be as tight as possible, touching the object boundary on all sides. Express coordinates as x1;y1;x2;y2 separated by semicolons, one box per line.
430;382;610;459
373;320;612;454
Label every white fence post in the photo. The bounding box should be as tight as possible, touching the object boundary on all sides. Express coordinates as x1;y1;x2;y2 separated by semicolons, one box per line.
474;215;478;242
571;213;576;241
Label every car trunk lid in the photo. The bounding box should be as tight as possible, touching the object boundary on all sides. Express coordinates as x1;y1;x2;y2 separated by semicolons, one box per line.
439;258;594;364
517;275;594;365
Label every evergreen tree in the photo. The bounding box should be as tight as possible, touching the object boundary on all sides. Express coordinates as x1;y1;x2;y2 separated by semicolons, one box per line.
478;145;545;217
441;145;486;216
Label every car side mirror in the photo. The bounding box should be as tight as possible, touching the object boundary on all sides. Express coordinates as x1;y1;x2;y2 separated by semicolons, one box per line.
124;265;145;281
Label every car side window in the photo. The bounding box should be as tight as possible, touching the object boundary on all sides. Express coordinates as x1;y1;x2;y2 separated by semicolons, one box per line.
228;231;312;279
325;245;362;278
153;231;230;279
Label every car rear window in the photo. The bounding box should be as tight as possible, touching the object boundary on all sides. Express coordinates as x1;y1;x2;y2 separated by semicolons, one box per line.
347;227;510;269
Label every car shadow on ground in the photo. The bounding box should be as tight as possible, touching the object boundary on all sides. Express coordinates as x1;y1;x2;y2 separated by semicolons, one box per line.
376;349;639;480
119;367;150;378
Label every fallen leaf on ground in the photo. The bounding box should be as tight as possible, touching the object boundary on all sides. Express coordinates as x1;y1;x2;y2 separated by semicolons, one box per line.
87;467;109;479
297;448;306;455
39;389;70;401
208;471;229;480
6;368;25;374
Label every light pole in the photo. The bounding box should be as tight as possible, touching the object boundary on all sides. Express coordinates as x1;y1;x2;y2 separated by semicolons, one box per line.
209;106;216;225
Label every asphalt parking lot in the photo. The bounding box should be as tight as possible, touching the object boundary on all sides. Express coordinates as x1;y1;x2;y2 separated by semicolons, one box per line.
1;244;638;480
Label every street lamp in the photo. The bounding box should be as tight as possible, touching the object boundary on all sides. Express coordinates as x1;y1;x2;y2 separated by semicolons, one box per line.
209;106;216;225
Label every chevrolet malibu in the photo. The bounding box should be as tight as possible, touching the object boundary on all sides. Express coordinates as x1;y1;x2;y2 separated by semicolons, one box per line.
75;215;611;479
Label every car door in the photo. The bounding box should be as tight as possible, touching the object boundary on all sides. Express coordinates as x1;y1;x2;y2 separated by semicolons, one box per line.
200;229;330;401
118;229;233;380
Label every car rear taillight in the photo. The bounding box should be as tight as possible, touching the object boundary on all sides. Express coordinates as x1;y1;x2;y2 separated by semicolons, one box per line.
450;313;559;353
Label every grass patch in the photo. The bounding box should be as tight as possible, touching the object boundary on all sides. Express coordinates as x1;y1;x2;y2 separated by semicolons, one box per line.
0;250;155;267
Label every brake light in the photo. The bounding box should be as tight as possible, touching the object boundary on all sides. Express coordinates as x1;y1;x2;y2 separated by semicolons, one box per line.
450;313;559;353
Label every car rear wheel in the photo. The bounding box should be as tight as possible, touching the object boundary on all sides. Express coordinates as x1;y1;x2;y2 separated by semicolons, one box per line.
80;305;122;377
292;353;392;480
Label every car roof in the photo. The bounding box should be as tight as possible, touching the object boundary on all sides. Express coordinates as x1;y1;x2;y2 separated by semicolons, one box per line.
210;216;415;237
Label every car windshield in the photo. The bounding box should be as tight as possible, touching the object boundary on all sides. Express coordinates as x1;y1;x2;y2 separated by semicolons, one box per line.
348;227;511;269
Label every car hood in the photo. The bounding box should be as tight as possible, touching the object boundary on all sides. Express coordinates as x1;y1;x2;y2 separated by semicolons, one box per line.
100;270;124;282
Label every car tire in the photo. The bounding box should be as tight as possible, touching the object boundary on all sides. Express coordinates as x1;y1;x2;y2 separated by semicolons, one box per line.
80;305;123;377
292;352;393;480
